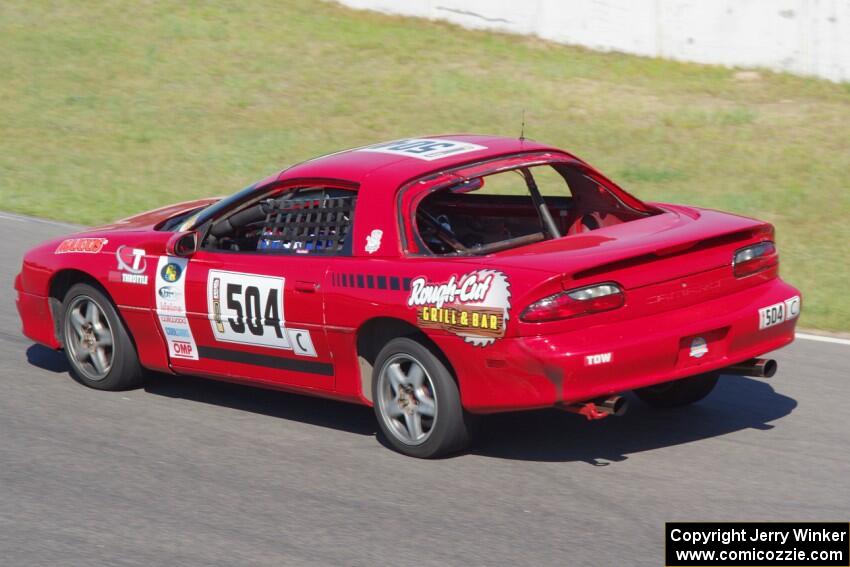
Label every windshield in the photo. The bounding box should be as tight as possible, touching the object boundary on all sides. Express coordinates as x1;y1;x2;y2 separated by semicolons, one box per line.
415;163;652;255
177;182;259;232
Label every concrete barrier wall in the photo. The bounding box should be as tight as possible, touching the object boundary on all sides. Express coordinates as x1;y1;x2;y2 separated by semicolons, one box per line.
337;0;850;83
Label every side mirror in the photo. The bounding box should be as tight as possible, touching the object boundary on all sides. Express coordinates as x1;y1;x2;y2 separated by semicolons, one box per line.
166;231;199;257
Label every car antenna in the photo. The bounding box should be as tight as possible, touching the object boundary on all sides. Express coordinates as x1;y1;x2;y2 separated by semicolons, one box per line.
519;109;526;142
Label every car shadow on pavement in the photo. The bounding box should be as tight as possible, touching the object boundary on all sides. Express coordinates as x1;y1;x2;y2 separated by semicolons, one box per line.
26;344;70;373
472;375;797;464
25;345;375;437
143;372;378;437
24;346;797;461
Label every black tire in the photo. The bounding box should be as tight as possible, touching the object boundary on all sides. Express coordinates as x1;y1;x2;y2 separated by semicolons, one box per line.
61;283;145;390
372;337;473;458
634;372;719;408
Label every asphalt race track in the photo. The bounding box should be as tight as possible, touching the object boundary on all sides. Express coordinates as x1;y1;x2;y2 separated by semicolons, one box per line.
1;212;848;566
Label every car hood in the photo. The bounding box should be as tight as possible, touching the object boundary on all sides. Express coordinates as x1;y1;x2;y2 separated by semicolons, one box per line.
90;197;222;232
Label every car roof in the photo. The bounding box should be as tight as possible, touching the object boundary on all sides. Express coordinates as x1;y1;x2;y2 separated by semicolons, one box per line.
276;134;571;194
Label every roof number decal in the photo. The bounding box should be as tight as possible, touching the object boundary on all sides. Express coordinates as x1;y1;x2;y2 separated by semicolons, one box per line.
358;138;487;161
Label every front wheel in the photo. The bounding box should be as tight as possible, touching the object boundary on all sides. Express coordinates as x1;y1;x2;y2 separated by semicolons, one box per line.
61;283;145;390
634;372;719;408
372;337;473;458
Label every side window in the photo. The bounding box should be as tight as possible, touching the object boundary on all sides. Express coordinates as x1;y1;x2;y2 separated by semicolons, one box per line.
258;188;356;255
205;187;357;256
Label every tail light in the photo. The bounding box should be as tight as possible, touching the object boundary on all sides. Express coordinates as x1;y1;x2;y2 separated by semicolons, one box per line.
521;283;625;322
733;241;777;278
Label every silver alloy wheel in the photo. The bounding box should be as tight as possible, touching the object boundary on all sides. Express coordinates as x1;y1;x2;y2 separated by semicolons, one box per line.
64;295;114;381
377;353;438;446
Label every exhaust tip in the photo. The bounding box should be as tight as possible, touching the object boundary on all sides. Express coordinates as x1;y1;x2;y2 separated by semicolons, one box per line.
758;358;778;378
599;395;629;416
722;358;778;378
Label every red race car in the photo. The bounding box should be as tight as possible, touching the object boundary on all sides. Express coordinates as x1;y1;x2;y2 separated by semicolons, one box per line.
15;135;801;457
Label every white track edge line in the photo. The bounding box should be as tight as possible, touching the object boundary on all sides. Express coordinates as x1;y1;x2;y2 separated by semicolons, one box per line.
795;333;850;346
0;212;81;228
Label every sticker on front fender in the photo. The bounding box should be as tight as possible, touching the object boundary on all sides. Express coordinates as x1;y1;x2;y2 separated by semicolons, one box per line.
758;296;801;330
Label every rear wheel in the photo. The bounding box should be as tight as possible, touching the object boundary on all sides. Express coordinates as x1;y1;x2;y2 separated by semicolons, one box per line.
372;337;473;458
61;283;145;390
634;372;719;408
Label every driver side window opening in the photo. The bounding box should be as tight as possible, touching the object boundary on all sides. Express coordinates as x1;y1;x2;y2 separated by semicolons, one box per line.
415;163;651;255
204;186;357;256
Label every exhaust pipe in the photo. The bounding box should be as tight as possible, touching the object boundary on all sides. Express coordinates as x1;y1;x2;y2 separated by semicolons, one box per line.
561;395;628;420
596;395;629;416
723;358;777;378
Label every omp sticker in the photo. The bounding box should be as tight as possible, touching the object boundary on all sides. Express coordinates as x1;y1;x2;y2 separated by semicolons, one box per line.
207;270;294;350
115;245;148;285
365;229;383;254
154;256;198;360
55;238;107;254
358;139;487;161
407;270;511;347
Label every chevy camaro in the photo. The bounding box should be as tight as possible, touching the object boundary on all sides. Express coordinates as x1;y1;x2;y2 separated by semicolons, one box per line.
15;135;801;457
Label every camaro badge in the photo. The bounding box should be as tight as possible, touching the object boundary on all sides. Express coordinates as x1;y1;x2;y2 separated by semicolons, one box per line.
407;270;511;347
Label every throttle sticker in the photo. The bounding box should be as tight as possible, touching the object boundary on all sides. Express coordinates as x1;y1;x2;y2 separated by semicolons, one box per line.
154;256;198;360
407;270;511;347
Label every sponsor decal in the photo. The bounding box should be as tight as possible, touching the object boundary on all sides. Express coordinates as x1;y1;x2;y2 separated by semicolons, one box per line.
160;261;183;283
211;277;225;333
172;341;195;358
157;301;184;313
205;270;318;357
689;336;708;359
55;238;107;254
157;286;179;301
407;270;511;347
585;352;613;366
358;138;487;161
759;295;801;330
115;245;149;285
154;256;197;360
365;229;383;254
287;328;317;357
164;326;191;338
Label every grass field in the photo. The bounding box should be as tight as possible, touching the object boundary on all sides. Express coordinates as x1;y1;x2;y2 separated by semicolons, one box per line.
1;1;848;330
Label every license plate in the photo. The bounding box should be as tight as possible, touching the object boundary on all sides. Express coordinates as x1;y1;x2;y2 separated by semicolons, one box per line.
758;296;800;330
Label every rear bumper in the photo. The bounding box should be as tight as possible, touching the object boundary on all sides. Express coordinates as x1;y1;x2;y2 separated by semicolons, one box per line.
447;277;800;413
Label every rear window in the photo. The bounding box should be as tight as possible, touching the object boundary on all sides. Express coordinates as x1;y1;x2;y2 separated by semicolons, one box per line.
415;163;651;255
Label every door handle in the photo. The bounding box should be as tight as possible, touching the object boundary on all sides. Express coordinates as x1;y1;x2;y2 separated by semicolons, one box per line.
294;280;319;293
